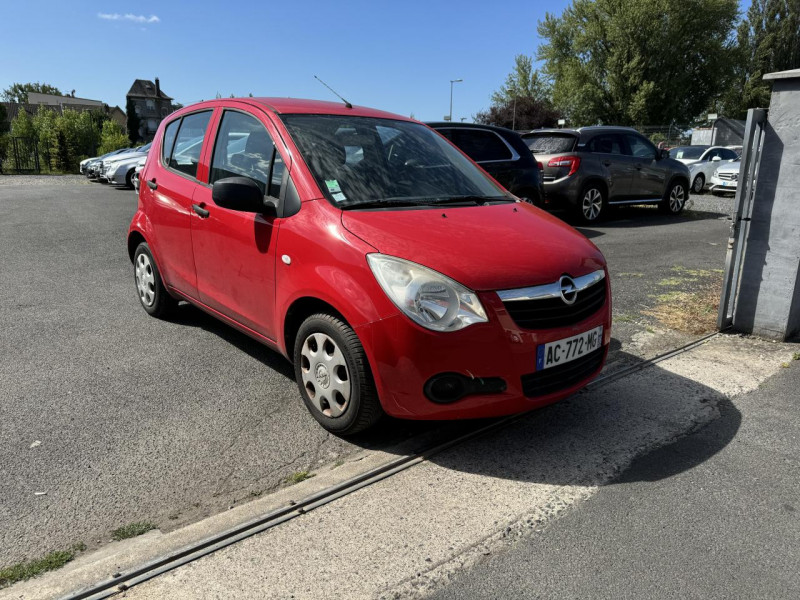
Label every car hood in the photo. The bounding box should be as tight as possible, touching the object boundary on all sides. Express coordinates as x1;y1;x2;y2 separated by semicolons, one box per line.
341;202;605;291
106;150;147;164
716;161;741;173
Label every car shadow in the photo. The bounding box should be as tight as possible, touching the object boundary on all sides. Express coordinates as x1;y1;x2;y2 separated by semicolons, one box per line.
161;302;738;485
421;348;740;486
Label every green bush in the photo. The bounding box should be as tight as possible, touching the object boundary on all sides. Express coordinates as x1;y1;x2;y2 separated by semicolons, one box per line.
98;120;128;155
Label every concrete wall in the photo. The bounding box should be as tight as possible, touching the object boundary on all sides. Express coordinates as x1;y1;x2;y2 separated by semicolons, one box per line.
733;70;800;341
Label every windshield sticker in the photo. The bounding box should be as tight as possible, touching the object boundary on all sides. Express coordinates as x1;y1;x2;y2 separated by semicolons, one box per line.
325;180;342;194
332;192;347;203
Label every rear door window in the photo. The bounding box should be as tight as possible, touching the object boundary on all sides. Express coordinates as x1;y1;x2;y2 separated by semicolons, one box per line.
161;119;180;164
169;111;213;179
446;128;513;162
523;134;576;154
587;134;626;155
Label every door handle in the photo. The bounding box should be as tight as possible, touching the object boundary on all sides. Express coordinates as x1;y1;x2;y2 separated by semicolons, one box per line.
192;204;210;218
146;178;157;190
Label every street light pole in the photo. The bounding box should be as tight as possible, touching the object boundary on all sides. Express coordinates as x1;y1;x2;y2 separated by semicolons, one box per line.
449;79;462;122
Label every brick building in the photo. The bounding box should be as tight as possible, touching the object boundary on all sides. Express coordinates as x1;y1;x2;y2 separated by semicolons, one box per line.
126;78;175;142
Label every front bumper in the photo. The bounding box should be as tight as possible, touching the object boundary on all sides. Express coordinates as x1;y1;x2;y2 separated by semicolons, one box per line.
356;283;612;420
709;176;737;193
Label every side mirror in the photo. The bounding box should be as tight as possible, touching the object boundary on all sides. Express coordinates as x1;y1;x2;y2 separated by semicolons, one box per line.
212;177;276;215
659;149;669;159
712;156;722;162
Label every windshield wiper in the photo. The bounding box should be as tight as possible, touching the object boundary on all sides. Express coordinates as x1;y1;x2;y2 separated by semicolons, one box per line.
428;195;513;206
340;198;427;210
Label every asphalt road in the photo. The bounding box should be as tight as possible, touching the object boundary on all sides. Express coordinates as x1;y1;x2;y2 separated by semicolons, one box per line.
429;356;800;600
0;177;732;565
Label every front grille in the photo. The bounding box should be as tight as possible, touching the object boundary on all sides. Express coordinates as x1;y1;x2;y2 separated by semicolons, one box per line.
502;277;607;330
521;346;605;397
718;172;737;181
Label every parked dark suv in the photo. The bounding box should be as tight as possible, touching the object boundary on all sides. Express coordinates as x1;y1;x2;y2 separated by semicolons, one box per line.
521;126;691;222
429;122;544;205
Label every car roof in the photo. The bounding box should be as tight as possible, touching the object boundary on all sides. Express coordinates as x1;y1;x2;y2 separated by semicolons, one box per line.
426;121;514;135
176;97;413;122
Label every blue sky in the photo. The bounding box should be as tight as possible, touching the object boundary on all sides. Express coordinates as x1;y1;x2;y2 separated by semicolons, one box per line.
1;0;748;121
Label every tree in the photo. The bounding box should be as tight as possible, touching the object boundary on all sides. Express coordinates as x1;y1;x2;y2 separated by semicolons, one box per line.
537;0;739;126
475;96;560;130
98;120;128;155
0;103;8;134
719;0;800;118
10;107;35;139
2;82;63;103
491;55;552;105
126;97;141;146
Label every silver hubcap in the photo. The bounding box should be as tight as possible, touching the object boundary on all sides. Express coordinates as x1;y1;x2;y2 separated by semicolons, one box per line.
693;176;703;193
582;188;602;220
300;333;351;418
135;253;156;307
670;185;686;212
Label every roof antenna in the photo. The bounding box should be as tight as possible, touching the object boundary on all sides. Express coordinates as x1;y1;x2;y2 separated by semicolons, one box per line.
314;75;352;109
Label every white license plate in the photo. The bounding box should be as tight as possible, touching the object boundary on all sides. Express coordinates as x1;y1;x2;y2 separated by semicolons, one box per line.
536;326;603;371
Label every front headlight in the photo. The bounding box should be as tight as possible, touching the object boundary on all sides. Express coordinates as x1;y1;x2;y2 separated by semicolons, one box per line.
367;254;488;332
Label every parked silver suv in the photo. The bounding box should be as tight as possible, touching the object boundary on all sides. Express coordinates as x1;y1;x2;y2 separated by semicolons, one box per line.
521;126;691;223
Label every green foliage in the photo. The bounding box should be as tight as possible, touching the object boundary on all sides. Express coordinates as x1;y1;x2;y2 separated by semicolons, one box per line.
111;521;156;541
99;120;129;155
491;55;552;105
0;543;84;588
537;0;739;126
126;97;141;146
649;132;667;144
719;0;800;118
1;82;63;103
10;108;36;139
0;104;8;134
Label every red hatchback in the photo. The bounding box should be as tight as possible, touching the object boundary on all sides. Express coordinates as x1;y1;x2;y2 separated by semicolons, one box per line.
128;98;611;434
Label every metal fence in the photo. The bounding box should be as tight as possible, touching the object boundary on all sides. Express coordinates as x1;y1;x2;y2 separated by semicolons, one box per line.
8;137;41;174
1;137;96;174
633;125;692;148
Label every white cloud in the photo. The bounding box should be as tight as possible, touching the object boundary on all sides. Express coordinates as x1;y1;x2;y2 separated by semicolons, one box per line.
97;12;160;24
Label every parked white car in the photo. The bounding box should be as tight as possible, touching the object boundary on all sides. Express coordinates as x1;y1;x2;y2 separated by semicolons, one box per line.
99;143;151;187
132;156;146;191
669;145;739;194
709;161;740;195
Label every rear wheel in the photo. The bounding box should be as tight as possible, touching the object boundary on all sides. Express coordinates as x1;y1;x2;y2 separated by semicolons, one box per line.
133;242;177;318
660;180;687;214
692;173;705;194
294;313;383;435
574;184;605;223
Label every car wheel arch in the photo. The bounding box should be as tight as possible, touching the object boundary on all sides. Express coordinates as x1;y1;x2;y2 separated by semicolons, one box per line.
283;296;352;362
127;230;147;263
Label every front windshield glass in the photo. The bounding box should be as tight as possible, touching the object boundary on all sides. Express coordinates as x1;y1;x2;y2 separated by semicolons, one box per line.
281;115;508;208
669;146;707;159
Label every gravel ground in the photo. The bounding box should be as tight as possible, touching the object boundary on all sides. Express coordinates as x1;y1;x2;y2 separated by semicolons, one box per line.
0;174;90;186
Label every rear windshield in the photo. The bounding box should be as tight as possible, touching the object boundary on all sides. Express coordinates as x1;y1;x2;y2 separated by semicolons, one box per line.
522;134;576;154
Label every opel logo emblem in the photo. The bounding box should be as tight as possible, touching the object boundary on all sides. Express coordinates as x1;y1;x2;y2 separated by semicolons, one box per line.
559;275;578;305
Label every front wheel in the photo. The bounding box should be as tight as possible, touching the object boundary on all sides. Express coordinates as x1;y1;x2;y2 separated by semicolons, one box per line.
574;184;605;223
660;181;687;214
692;174;705;194
294;313;383;435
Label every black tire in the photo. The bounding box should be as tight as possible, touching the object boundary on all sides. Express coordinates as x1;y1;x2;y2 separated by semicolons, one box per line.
125;169;135;189
660;180;688;214
574;183;606;223
294;313;383;435
692;173;705;194
133;242;177;318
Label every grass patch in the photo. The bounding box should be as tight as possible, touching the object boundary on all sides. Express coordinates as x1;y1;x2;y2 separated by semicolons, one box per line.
658;277;685;287
644;283;721;335
111;521;156;541
614;313;635;323
285;470;315;485
0;543;85;588
332;459;345;468
793;352;800;361
781;362;791;368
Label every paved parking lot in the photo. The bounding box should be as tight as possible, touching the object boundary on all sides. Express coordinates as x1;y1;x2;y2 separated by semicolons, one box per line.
0;176;732;565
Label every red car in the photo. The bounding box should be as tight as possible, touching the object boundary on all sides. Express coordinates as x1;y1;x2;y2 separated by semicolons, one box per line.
128;98;611;434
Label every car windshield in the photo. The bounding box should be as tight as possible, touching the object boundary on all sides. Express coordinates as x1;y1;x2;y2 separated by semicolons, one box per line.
521;134;577;154
669;146;708;159
136;143;152;153
281;115;509;208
